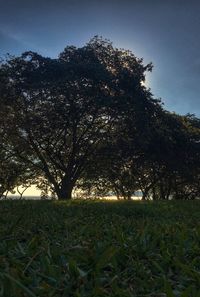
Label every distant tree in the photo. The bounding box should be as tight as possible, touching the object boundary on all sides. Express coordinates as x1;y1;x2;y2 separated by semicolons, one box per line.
0;159;19;198
137;112;200;200
168;114;200;199
0;118;22;197
0;142;38;199
0;136;33;199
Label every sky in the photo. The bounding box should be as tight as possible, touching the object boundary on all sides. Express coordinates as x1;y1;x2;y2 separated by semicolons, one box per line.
0;0;200;116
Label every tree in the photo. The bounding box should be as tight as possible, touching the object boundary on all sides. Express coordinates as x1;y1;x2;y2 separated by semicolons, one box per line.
0;36;155;200
0;114;22;198
79;84;163;200
136;112;200;200
168;114;200;200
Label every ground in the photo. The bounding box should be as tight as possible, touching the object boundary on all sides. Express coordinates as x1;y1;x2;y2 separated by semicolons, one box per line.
0;200;200;297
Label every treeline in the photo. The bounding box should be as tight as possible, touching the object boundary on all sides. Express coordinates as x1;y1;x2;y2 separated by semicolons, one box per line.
0;36;200;200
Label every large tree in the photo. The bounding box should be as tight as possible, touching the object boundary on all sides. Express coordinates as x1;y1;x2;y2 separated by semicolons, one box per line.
0;36;155;199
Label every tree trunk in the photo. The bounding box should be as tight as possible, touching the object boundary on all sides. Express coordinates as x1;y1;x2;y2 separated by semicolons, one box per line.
127;191;132;200
152;186;157;200
56;183;73;200
141;189;149;200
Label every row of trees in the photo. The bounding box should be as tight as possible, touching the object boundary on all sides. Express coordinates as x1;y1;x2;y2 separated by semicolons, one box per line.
0;36;200;200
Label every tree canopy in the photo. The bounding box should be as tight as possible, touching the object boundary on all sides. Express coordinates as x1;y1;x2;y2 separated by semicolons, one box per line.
0;36;199;200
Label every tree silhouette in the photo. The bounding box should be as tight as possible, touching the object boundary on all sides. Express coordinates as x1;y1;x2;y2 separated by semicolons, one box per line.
1;37;199;200
0;37;155;199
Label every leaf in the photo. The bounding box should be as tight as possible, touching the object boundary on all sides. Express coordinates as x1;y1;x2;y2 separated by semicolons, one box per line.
96;246;117;271
1;273;37;297
180;286;193;297
164;280;175;297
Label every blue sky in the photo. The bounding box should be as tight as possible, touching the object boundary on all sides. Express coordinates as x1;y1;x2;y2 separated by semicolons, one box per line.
1;0;200;116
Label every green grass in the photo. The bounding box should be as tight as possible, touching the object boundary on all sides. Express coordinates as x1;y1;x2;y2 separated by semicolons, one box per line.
0;200;200;297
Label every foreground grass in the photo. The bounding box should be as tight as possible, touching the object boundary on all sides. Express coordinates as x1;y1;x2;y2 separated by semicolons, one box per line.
0;200;200;297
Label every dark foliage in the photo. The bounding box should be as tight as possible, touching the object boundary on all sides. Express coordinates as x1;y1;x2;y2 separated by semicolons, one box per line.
0;36;200;199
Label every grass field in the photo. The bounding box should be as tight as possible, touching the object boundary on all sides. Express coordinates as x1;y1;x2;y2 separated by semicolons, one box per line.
0;200;200;297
